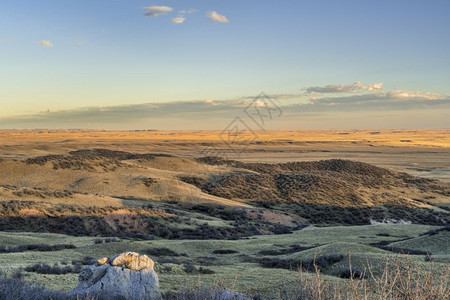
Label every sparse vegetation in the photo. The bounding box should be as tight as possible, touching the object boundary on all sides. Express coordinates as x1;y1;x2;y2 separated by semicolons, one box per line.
212;249;239;254
145;247;187;257
251;254;344;272
24;263;75;275
1;256;448;299
0;276;66;300
0;243;75;253
93;237;120;244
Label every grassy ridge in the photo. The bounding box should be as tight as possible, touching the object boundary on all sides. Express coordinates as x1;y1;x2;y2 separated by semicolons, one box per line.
1;223;448;297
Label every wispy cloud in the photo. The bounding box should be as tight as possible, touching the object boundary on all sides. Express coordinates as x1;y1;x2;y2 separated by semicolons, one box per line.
0;100;248;128
171;17;186;24
1;85;449;129
305;82;383;93
143;6;173;17
171;8;196;24
385;90;444;100
310;91;449;107
179;9;197;14
37;40;53;47
207;11;229;23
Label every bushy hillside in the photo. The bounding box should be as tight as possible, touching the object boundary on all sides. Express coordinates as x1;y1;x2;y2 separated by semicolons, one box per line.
189;157;450;207
0;149;449;228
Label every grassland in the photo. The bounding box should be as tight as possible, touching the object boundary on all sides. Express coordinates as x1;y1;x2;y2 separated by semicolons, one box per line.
0;223;448;298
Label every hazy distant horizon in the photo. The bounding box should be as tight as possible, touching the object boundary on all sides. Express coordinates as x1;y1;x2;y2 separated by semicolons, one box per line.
1;86;449;130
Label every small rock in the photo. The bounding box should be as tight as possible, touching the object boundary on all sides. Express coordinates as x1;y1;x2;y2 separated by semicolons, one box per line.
97;257;108;265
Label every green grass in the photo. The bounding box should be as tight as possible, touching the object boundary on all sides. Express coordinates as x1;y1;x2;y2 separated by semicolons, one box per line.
391;230;450;258
0;224;446;297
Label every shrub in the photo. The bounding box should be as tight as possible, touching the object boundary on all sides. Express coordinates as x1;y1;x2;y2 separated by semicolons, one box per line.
24;263;74;275
195;256;219;266
212;249;238;254
376;232;391;237
255;254;344;272
420;225;450;236
93;237;119;244
0;243;76;253
198;267;215;274
156;257;180;264
372;244;431;256
71;256;95;266
339;268;366;279
184;263;196;273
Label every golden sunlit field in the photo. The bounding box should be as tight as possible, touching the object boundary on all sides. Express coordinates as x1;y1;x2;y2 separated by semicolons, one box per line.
1;129;450;179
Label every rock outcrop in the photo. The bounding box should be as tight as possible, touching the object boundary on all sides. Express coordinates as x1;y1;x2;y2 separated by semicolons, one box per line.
69;252;161;300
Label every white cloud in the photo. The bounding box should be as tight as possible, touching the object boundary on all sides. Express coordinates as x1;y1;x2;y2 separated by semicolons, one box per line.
306;82;383;93
171;17;186;24
37;40;53;47
310;90;450;106
386;90;444;100
171;9;196;24
207;11;229;23
143;6;173;17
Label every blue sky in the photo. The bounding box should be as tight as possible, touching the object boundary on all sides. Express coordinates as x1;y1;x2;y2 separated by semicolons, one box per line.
0;0;449;129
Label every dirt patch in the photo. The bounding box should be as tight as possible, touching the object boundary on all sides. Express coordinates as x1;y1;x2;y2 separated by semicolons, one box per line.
18;208;46;217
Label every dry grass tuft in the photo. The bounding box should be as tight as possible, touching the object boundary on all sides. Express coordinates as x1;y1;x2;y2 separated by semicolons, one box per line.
280;256;450;300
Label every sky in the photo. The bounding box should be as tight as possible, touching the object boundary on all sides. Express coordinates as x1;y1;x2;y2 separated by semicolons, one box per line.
0;0;449;129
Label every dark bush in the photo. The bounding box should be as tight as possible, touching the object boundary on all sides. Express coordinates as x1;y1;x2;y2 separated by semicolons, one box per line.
0;243;76;253
24;263;74;275
257;257;298;270
255;254;344;272
145;247;186;257
420;225;450;236
259;244;316;256
376;232;391;237
339;268;366;279
93;237;119;244
312;254;344;270
71;256;96;266
184;263;196;273
370;243;432;256
156;257;180;264
198;267;215;274
194;256;219;266
424;254;433;262
162;265;173;272
212;249;238;254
